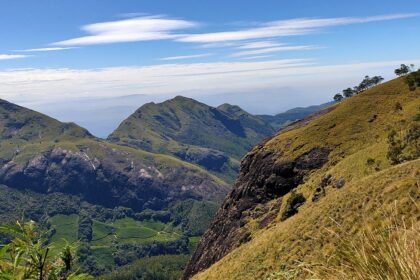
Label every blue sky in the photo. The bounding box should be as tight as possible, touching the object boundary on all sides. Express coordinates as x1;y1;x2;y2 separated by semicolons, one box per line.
0;0;419;136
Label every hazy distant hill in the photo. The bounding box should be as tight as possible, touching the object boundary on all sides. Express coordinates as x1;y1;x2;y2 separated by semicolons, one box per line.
258;101;334;129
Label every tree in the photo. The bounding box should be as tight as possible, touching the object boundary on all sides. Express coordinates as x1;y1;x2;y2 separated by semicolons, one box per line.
333;93;343;102
370;75;384;86
394;64;411;76
0;220;92;280
342;88;355;98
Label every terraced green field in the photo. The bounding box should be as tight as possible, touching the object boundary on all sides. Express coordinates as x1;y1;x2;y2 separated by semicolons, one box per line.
49;214;182;267
49;214;79;254
90;217;181;246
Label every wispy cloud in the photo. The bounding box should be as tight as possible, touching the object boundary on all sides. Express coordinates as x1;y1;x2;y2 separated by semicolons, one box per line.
0;54;27;60
53;16;197;46
231;45;320;57
240;55;273;60
237;41;284;49
160;53;213;61
16;47;76;52
178;13;417;43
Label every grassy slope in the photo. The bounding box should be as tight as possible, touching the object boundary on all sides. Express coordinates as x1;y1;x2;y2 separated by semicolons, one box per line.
193;77;420;279
108;97;274;170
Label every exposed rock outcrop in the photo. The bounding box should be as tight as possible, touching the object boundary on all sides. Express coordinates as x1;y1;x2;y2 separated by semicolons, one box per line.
0;145;229;211
182;141;329;279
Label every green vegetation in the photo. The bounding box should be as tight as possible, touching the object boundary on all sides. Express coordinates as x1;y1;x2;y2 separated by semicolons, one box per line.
281;192;306;221
0;220;91;280
99;255;190;280
50;214;79;249
387;122;420;164
108;96;275;182
395;64;415;77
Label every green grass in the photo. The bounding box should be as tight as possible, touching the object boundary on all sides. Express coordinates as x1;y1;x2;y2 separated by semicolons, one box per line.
189;236;201;253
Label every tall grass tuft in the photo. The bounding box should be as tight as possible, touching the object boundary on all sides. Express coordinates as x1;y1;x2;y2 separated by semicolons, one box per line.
309;211;420;279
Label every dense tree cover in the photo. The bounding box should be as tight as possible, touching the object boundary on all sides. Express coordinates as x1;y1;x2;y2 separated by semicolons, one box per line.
99;255;190;280
332;75;384;101
113;236;190;266
78;211;93;242
0;220;91;280
169;200;219;236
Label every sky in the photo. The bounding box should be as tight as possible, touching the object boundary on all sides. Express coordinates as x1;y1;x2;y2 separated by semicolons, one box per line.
0;0;419;137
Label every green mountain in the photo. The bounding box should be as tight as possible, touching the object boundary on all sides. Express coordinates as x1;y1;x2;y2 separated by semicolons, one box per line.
0;98;230;275
108;96;276;182
183;76;420;279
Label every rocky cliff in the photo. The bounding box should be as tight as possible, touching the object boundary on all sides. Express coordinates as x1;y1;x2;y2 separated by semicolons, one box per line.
182;111;332;279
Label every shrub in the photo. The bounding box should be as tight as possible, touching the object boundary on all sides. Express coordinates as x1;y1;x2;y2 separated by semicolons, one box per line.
0;220;92;280
281;191;306;220
387;124;420;164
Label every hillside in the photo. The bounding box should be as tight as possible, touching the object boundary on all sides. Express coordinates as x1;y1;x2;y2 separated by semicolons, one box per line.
108;96;276;182
183;76;420;279
0;98;229;208
0;98;230;275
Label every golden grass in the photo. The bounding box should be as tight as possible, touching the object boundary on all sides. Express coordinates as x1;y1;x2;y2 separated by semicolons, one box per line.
309;218;420;280
192;77;420;280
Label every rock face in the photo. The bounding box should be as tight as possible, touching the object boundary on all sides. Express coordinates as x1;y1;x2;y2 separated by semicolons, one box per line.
182;139;330;279
175;147;229;172
0;145;229;211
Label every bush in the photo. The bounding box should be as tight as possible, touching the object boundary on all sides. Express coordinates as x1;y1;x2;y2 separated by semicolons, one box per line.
281;191;306;220
387;123;420;164
0;220;92;280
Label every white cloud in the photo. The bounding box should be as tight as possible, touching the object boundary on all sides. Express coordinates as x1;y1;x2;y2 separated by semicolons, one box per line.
53;16;197;46
237;41;284;49
240;55;273;60
16;47;76;52
199;42;240;48
1;58;419;107
231;45;319;57
160;53;213;61
178;13;417;43
0;54;27;60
